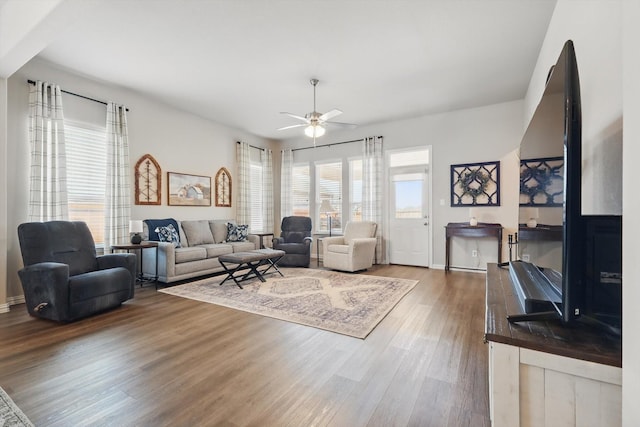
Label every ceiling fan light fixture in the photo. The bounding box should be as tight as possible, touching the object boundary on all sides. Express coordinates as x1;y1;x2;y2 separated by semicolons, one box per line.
305;124;325;138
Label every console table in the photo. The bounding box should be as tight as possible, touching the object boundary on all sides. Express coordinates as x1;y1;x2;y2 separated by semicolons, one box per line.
517;224;562;241
485;263;621;426
445;222;502;271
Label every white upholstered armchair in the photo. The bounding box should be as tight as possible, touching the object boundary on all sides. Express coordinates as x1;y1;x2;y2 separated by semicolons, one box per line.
322;221;377;272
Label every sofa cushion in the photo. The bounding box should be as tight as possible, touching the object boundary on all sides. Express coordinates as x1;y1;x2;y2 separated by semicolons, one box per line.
145;218;179;242
155;224;181;248
228;241;256;252
226;223;249;242
210;221;232;243
174;247;207;264
200;243;233;258
68;267;132;303
181;220;215;246
276;242;309;255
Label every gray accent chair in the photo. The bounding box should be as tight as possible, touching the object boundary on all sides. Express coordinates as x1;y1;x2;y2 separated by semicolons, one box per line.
272;216;313;267
17;221;136;322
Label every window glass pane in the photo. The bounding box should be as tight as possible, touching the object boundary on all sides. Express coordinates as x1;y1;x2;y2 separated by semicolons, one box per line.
394;179;423;219
65;121;107;246
389;149;429;167
350;159;362;222
292;163;310;217
316;161;342;233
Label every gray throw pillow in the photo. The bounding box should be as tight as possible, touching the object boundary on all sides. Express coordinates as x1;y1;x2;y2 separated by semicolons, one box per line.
181;220;214;246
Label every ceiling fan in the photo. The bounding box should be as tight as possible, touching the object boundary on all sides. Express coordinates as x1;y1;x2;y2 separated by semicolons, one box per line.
278;78;356;143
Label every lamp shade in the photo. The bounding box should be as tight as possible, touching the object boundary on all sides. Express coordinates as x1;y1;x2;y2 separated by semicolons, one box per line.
319;199;333;213
129;220;143;234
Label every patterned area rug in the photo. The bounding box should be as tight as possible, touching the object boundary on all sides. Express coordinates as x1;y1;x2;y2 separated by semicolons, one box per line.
160;268;418;338
0;387;33;427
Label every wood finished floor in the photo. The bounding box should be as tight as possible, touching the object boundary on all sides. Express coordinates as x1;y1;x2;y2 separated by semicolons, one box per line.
0;265;489;427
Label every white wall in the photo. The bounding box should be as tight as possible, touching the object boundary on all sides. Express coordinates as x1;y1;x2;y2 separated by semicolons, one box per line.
281;99;524;269
524;0;623;215
5;57;275;300
0;77;7;312
622;0;640;424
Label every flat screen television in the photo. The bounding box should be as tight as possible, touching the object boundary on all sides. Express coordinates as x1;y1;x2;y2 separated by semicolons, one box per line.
507;40;622;334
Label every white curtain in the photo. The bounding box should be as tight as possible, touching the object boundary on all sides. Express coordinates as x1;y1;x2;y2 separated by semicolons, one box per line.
104;102;131;250
280;149;293;218
262;149;274;233
362;136;383;263
236;142;251;225
28;81;69;221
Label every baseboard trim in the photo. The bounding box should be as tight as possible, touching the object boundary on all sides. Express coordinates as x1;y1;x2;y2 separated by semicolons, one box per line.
8;295;25;306
0;303;9;313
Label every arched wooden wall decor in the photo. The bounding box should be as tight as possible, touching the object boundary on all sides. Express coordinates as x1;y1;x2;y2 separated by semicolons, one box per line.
215;167;232;207
135;154;162;205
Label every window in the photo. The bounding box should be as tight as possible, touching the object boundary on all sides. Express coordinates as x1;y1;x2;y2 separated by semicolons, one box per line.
315;161;342;233
64;120;107;246
292;163;310;216
250;160;264;231
392;172;424;218
350;159;362;222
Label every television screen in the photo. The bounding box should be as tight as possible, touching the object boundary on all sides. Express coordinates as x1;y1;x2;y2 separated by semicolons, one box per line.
509;40;581;324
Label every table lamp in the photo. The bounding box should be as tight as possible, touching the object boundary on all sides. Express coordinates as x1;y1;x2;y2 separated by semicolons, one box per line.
129;220;143;244
319;199;335;236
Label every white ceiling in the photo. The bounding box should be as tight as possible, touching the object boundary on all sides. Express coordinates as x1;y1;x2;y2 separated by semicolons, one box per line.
34;0;556;140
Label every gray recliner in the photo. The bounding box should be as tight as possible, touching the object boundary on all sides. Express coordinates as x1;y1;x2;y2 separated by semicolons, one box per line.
272;216;313;267
17;221;136;322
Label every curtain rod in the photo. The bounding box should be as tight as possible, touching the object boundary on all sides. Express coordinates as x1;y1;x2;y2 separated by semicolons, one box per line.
291;136;382;152
27;80;130;111
236;141;266;151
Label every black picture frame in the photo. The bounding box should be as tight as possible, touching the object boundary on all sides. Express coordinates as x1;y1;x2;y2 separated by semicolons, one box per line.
519;156;564;206
450;161;500;206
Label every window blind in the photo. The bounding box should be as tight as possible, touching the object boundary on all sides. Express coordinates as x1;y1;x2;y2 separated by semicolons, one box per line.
250;161;264;232
64;120;107;246
292;163;310;217
315;161;342;233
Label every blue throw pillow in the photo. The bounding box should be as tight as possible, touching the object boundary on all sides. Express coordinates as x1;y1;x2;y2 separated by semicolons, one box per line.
226;223;249;242
155;224;181;248
145;218;179;241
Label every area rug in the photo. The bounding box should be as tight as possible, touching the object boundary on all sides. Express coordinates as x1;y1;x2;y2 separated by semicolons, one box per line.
0;387;33;427
160;268;418;339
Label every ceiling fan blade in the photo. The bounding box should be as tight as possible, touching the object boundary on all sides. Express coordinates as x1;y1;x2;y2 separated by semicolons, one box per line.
277;123;307;131
319;109;342;122
324;121;357;129
280;112;310;123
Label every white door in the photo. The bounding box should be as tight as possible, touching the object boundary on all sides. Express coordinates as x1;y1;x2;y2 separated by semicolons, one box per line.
388;165;430;267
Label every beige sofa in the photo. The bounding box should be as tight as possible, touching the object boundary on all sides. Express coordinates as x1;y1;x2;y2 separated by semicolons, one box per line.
141;219;259;283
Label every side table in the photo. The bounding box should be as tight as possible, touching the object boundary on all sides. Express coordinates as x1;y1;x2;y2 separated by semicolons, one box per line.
111;242;159;288
445;222;503;271
316;237;325;267
253;232;274;249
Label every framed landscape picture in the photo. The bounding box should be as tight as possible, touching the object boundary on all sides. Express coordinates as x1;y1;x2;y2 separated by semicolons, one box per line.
167;172;211;206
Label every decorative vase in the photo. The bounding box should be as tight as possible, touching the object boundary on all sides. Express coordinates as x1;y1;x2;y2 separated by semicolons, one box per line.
131;233;142;244
527;218;537;228
470;217;478;227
